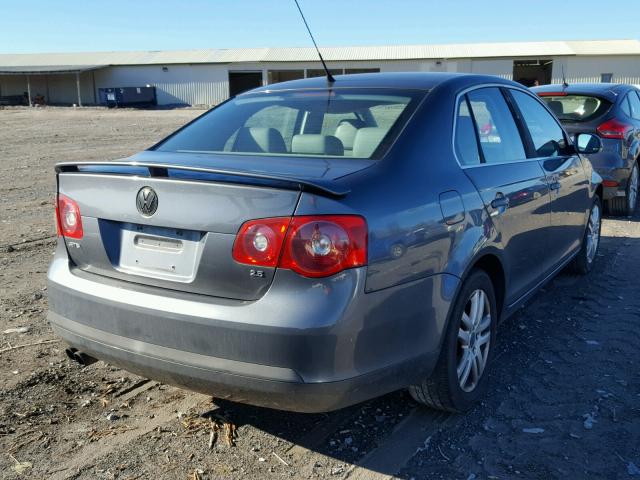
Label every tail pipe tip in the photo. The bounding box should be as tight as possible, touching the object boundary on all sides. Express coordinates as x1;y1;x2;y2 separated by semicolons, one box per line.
65;347;98;367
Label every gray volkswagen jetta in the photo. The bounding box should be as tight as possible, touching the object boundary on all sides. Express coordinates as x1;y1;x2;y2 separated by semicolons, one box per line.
48;73;603;413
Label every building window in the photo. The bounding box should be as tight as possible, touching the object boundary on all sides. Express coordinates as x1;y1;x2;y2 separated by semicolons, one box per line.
344;68;380;75
306;68;343;78
267;70;304;84
162;66;169;72
601;73;613;83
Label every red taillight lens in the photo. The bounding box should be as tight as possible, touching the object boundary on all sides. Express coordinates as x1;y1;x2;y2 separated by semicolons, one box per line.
596;119;632;139
233;215;367;278
56;193;83;239
232;217;290;267
280;215;367;278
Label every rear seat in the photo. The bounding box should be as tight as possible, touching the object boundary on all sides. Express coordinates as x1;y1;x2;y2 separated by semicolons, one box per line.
335;119;366;155
232;127;287;154
291;134;344;156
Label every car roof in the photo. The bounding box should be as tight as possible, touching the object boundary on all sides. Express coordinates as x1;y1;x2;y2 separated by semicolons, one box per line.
245;72;519;94
531;83;636;102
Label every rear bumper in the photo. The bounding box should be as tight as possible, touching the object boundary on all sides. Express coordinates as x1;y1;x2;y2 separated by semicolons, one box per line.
48;242;458;412
585;148;630;200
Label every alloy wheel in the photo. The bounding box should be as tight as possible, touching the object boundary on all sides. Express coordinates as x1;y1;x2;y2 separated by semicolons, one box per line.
586;202;601;264
456;289;492;393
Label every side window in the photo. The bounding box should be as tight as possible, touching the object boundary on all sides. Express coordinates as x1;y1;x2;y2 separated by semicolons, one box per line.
369;104;405;129
510;89;567;158
627;91;640;120
621;94;632;117
467;88;526;164
245;105;300;149
321;112;357;136
454;99;481;165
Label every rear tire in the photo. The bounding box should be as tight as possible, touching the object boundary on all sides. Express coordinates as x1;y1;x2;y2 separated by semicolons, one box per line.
569;196;602;275
607;163;638;217
409;269;497;412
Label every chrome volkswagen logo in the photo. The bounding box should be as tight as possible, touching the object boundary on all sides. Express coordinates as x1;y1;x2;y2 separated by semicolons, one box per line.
136;186;158;217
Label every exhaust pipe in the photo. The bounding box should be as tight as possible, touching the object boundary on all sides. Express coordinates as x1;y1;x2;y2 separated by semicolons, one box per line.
65;348;98;367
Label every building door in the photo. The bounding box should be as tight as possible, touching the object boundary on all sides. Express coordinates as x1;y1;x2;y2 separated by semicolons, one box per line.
228;71;262;97
513;60;553;87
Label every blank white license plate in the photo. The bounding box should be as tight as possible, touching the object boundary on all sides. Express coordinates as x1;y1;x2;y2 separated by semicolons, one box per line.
117;223;204;283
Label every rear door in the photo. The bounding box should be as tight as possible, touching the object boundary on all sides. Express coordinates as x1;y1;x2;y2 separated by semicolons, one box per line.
508;88;591;271
458;87;551;304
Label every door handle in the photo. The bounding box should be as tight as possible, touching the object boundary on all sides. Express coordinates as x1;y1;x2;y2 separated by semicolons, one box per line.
550;181;561;191
490;195;509;209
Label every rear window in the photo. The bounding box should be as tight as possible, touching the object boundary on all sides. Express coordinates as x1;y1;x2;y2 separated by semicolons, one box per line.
156;89;425;159
539;95;611;122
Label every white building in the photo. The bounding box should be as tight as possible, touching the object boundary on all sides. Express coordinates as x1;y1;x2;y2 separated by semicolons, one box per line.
1;39;639;107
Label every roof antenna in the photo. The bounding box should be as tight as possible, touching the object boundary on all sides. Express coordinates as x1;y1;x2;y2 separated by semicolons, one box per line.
293;0;335;83
561;65;569;88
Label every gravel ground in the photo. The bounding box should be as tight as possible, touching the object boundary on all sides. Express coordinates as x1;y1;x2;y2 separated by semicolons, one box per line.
0;107;638;480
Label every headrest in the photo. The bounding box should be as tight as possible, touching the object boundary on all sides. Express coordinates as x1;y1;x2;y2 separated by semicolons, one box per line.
335;120;365;150
291;134;344;156
233;127;286;154
352;127;387;158
547;100;564;117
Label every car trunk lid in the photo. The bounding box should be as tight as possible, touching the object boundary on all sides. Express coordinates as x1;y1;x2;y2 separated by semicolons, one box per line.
56;152;373;300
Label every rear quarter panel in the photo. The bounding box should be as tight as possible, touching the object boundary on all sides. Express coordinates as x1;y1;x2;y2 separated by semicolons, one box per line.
294;82;498;293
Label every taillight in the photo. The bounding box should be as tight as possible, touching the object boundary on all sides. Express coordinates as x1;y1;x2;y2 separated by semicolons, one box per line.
232;215;367;278
596;119;633;139
232;217;290;267
280;216;367;277
56;194;83;239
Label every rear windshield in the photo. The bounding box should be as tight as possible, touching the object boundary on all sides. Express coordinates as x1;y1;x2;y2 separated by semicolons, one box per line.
540;95;611;122
155;89;425;159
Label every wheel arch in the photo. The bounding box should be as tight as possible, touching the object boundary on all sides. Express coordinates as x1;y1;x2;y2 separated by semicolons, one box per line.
453;247;507;322
469;253;506;321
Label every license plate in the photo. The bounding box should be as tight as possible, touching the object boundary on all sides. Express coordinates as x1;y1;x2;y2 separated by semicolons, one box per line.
117;223;203;282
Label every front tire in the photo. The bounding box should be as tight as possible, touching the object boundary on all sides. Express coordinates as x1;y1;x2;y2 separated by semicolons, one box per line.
569;196;602;275
607;163;638;216
409;269;497;412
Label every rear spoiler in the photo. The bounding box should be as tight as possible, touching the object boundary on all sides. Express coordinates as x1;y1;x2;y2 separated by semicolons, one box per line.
55;161;350;197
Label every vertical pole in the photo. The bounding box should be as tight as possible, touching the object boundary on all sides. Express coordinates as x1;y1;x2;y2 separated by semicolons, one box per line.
91;71;97;105
76;72;82;107
26;74;32;107
45;74;50;104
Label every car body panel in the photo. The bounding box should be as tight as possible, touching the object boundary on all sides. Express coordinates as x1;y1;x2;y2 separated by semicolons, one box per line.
48;73;601;412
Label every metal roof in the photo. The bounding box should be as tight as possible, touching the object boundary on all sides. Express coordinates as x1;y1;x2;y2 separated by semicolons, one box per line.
0;65;107;74
0;40;639;68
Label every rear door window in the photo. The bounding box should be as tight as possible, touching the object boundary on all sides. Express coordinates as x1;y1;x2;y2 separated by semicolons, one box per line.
627;91;640;120
510;89;567;158
466;88;526;164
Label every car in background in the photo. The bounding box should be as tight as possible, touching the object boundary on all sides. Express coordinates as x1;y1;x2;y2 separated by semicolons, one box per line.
533;83;640;216
49;73;603;413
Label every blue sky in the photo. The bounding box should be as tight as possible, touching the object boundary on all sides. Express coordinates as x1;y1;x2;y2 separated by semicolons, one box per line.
2;0;636;53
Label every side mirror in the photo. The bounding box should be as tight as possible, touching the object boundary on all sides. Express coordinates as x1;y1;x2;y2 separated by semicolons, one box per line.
575;133;602;154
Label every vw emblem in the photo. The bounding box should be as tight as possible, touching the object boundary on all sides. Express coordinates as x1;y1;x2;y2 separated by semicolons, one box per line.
136;186;158;217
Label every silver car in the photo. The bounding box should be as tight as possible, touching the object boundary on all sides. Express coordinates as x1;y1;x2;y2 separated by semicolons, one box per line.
49;73;603;412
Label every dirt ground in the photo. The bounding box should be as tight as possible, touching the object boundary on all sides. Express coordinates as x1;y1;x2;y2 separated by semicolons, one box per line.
0;107;639;480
